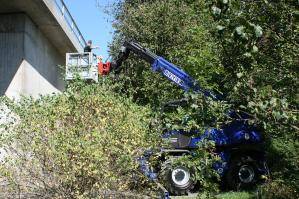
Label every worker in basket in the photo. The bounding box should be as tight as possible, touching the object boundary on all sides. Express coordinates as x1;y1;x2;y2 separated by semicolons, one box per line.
84;40;99;52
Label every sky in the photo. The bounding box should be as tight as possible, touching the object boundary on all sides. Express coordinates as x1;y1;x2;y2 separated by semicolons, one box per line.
64;0;117;60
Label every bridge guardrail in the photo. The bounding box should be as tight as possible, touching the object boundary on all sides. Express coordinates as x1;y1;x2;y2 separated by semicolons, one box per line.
54;0;87;49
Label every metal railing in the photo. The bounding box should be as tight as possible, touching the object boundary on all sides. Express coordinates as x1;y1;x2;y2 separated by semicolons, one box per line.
65;52;99;82
54;0;87;49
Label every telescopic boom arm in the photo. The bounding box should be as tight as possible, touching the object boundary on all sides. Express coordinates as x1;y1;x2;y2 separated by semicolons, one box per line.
111;41;219;100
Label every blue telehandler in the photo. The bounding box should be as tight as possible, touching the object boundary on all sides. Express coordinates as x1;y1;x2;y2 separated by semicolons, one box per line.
67;41;269;198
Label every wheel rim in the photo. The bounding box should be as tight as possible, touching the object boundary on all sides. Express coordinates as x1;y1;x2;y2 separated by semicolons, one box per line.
171;167;191;187
238;165;255;183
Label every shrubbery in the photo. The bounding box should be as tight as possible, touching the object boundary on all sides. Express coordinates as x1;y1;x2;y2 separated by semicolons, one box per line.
0;0;297;198
110;0;298;197
0;81;159;198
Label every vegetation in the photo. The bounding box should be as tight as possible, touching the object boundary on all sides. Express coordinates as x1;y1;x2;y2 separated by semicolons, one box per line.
0;0;298;198
0;81;160;198
110;0;298;198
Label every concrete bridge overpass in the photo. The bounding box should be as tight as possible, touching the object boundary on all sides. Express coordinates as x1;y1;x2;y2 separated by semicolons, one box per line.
0;0;86;99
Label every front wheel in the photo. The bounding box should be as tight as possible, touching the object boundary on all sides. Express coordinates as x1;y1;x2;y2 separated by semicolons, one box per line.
159;159;195;195
226;156;260;190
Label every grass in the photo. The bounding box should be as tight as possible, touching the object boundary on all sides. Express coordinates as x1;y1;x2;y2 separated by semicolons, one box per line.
171;191;255;199
216;191;255;199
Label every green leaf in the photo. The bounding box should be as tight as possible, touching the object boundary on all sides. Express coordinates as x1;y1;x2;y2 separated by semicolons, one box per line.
212;6;221;16
252;45;259;53
235;26;245;35
222;0;229;4
254;25;263;38
244;52;252;57
237;72;243;78
216;25;225;32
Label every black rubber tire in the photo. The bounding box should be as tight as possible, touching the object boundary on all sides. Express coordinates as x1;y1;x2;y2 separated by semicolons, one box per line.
226;155;259;191
159;158;195;196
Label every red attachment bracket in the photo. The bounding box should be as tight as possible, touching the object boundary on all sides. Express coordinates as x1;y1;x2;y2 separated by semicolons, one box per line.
98;62;111;76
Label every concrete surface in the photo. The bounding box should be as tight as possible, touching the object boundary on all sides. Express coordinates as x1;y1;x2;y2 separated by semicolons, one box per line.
0;0;86;97
0;13;64;96
0;13;24;95
0;0;84;55
5;59;61;100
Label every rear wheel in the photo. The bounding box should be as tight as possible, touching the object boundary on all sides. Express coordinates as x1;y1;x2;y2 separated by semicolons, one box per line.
159;158;195;195
226;156;259;190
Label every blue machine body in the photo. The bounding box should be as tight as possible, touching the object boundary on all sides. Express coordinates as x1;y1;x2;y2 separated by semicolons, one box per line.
163;126;264;177
152;57;219;99
113;41;268;198
133;54;267;182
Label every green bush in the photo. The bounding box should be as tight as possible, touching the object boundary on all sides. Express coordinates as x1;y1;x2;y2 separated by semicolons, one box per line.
259;180;298;199
1;0;297;197
110;0;223;108
110;0;298;197
205;1;298;196
0;81;159;198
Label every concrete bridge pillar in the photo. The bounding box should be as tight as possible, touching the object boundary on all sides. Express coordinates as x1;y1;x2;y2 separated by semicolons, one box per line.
0;13;64;99
0;0;86;99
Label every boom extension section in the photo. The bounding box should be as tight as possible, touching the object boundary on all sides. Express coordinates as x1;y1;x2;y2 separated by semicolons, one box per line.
111;41;219;100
